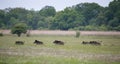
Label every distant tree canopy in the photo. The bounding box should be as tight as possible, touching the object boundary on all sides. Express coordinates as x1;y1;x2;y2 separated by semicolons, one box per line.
0;0;120;31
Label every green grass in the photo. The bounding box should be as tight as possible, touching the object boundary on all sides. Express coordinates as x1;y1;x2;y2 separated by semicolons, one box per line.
0;54;119;64
0;35;120;54
0;35;120;64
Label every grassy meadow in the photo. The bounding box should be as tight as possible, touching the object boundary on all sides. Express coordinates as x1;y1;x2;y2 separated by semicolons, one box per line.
0;34;120;64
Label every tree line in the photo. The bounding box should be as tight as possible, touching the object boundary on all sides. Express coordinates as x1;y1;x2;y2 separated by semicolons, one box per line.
0;0;120;31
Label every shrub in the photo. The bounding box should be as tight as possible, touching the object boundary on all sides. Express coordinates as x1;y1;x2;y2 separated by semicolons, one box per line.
11;23;28;37
0;33;3;36
26;30;31;37
75;31;80;38
26;33;30;37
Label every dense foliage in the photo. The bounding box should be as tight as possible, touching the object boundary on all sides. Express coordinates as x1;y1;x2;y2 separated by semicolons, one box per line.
0;0;120;31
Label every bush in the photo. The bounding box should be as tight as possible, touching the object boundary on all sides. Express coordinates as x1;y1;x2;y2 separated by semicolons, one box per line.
0;33;3;36
11;23;28;37
26;33;30;37
26;30;31;37
75;31;80;38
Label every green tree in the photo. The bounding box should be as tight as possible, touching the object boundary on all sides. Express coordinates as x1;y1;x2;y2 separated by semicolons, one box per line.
53;7;84;30
11;23;27;37
0;10;5;28
75;3;102;25
106;0;120;30
89;11;107;26
39;6;56;17
3;8;28;29
0;1;120;31
26;10;42;29
109;17;119;27
8;8;28;21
